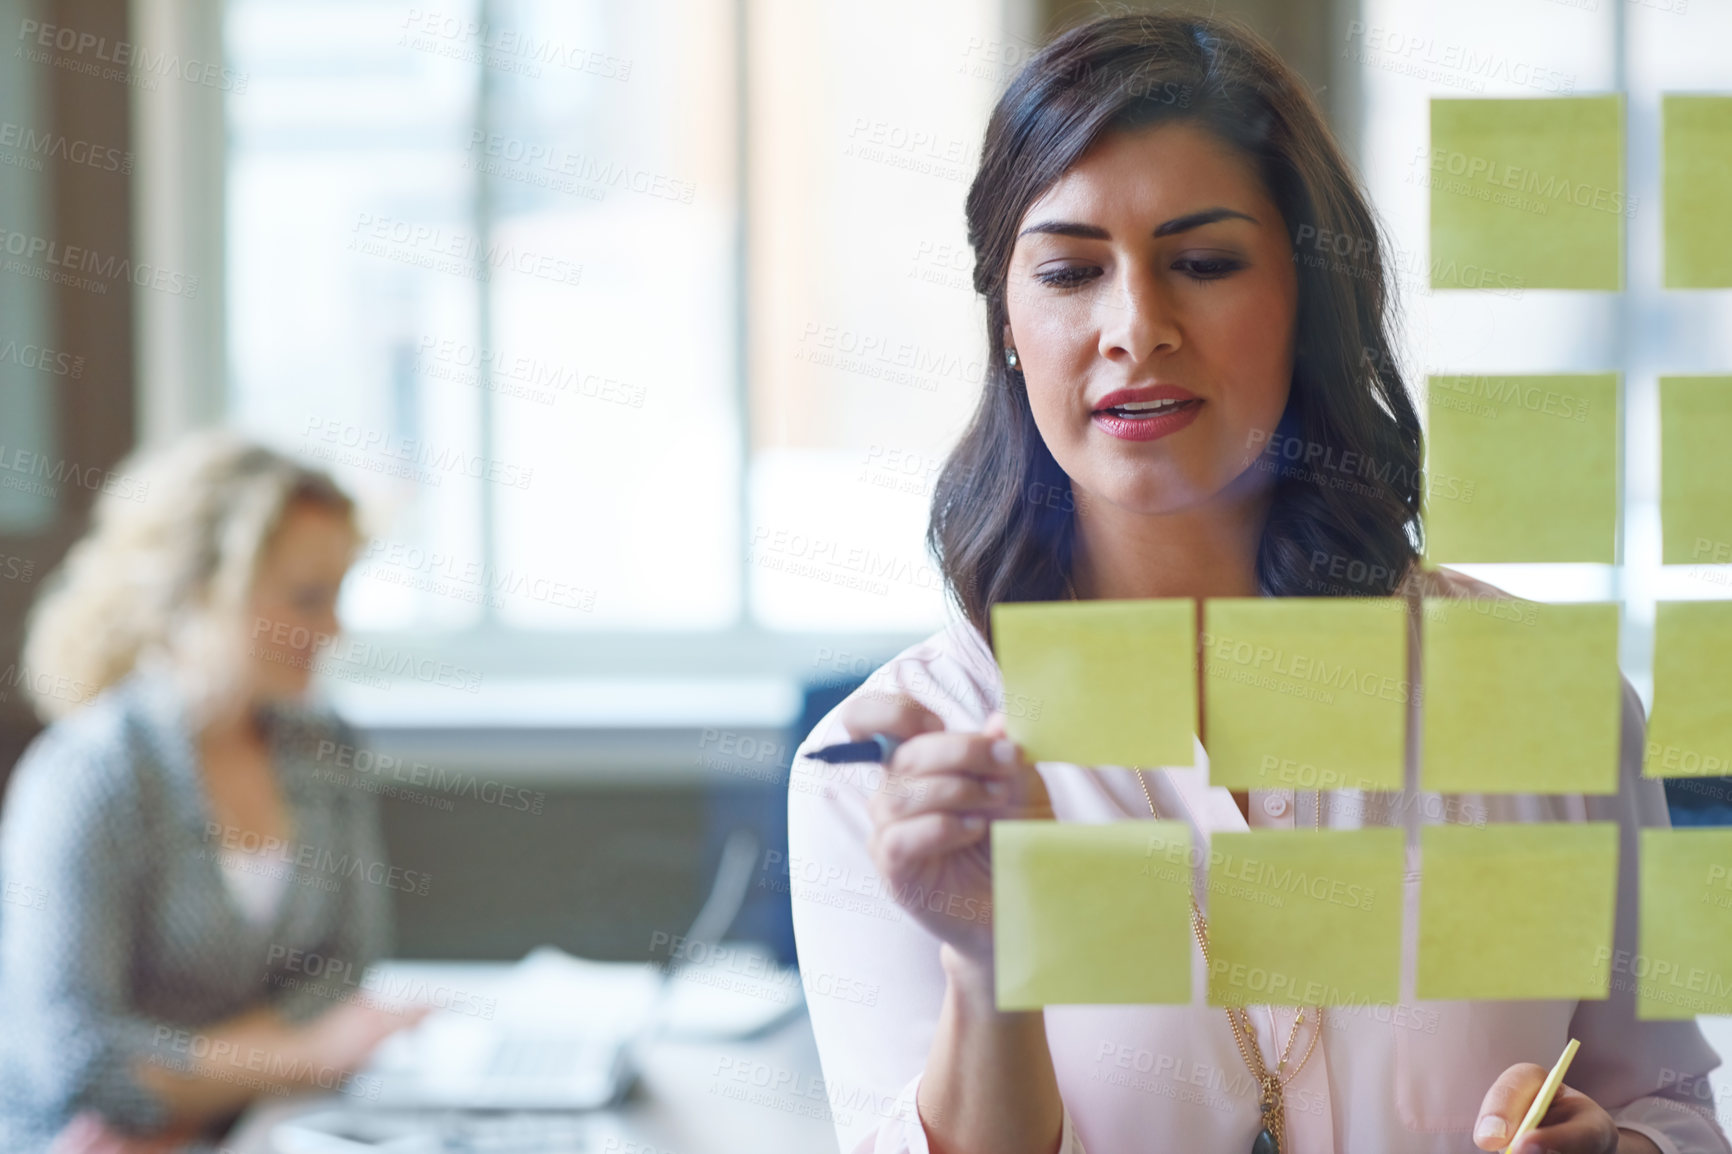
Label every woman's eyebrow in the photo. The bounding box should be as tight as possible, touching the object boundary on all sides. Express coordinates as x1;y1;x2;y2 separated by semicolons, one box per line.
1017;206;1258;241
1153;206;1258;236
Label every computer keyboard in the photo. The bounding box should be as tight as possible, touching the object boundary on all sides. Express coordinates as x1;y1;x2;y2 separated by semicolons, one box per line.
272;1108;599;1154
481;1037;596;1081
430;1111;596;1151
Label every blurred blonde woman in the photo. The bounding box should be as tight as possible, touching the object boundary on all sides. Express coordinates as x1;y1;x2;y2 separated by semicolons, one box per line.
0;430;422;1154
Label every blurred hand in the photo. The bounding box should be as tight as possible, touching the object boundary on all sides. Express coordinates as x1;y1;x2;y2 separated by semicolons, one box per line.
126;998;431;1133
48;1113;188;1154
853;698;1052;962
297;997;431;1077
1474;1064;1656;1154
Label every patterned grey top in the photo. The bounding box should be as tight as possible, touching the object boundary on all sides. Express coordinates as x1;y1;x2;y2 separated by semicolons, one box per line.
0;672;393;1152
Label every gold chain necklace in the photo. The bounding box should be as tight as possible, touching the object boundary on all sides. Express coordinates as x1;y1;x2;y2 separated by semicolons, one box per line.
1135;771;1323;1154
1060;573;1322;1153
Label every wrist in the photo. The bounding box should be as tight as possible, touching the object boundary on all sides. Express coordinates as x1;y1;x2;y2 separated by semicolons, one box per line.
1616;1128;1663;1154
263;1014;322;1082
198;1007;307;1086
939;942;1041;1025
939;942;995;1001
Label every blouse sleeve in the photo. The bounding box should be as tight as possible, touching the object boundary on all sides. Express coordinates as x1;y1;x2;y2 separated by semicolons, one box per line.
787;648;1089;1154
268;716;394;1025
1568;676;1731;1154
0;724;173;1134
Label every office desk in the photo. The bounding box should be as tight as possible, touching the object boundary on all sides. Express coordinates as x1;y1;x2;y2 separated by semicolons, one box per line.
224;998;840;1154
222;1006;1732;1153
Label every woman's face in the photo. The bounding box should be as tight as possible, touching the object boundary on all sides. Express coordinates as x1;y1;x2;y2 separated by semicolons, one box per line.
245;502;358;702
1003;119;1299;517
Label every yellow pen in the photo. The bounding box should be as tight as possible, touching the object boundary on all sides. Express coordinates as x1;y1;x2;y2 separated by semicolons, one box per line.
1503;1037;1581;1154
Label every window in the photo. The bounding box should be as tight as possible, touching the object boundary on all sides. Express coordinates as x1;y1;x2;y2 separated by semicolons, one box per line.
226;0;1020;697
229;1;1717;707
1353;0;1732;703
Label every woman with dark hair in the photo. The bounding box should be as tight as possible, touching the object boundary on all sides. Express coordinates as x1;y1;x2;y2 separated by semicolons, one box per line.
787;12;1726;1154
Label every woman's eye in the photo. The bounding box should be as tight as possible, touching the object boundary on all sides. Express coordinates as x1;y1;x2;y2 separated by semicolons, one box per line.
1174;256;1245;281
1035;265;1100;289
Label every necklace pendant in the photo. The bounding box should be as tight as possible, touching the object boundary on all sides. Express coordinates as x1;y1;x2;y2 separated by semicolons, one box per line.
1250;1126;1279;1154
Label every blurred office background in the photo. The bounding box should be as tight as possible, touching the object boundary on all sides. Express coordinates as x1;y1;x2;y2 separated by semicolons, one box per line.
0;0;1372;969
0;0;1730;1141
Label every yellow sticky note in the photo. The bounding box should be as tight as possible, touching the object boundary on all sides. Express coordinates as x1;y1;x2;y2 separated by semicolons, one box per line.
1429;96;1624;291
1663;95;1732;288
1644;601;1732;779
1421;597;1621;794
1424;374;1619;564
1206;828;1404;1006
1202;598;1407;792
1637;828;1732;1019
992;599;1196;767
1417;822;1619;1001
992;820;1194;1009
1660;376;1732;565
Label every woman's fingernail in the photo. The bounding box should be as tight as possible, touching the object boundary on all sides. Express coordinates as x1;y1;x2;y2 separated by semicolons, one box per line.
992;739;1017;765
1473;1115;1507;1144
986;780;1010;800
961;815;987;831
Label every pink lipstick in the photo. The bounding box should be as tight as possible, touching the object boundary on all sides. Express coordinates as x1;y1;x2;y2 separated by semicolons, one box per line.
1090;384;1202;442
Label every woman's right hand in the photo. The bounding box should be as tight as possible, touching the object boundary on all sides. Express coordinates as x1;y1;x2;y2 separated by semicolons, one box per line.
129;999;429;1131
850;697;1053;964
296;997;430;1079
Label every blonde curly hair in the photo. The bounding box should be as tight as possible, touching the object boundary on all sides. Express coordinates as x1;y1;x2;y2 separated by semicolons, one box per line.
21;428;357;722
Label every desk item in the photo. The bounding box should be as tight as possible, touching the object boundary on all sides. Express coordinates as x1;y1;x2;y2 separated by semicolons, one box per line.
271;1111;439;1154
657;941;805;1039
274;1109;606;1154
363;951;654;1110
1503;1037;1580;1154
361;831;766;1110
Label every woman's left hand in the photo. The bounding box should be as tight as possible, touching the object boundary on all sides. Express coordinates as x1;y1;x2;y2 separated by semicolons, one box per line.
1473;1065;1660;1154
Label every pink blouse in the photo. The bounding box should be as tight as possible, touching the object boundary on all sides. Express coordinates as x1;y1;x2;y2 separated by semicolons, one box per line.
786;570;1730;1154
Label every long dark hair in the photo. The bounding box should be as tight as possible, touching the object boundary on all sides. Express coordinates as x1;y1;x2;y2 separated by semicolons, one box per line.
929;10;1424;641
